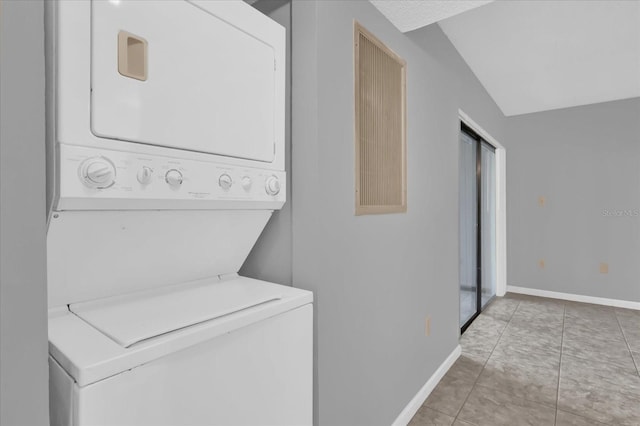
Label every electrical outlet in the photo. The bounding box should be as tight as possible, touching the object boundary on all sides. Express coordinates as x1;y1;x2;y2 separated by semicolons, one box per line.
600;262;609;274
425;316;431;337
538;259;545;269
538;196;546;207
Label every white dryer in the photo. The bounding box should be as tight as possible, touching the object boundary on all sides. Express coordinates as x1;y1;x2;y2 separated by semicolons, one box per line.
45;1;311;425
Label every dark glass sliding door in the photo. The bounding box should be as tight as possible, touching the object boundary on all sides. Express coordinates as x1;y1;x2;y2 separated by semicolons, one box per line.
460;123;496;333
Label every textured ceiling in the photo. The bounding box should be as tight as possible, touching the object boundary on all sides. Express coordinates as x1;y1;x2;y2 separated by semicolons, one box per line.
439;0;640;116
369;0;493;33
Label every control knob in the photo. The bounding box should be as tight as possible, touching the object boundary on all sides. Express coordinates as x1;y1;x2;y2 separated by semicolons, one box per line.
241;176;252;191
165;169;183;187
137;166;153;185
219;173;233;190
79;157;116;189
265;176;281;196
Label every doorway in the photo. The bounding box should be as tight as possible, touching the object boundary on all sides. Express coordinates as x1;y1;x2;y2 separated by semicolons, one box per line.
459;122;497;333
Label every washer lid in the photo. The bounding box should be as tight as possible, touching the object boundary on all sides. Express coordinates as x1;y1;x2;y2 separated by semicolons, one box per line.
70;277;282;348
50;276;313;387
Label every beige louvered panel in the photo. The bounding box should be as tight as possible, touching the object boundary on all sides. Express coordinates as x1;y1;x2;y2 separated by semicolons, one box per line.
355;22;406;215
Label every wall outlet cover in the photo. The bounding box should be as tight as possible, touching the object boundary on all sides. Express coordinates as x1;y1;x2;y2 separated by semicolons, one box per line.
600;262;609;274
538;259;545;269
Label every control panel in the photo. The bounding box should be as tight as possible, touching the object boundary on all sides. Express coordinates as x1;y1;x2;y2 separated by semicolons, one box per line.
56;144;286;211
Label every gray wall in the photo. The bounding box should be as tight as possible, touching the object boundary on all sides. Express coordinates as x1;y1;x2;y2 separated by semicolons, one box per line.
0;1;50;425
241;0;293;286
291;2;506;424
505;98;640;302
1;2;635;426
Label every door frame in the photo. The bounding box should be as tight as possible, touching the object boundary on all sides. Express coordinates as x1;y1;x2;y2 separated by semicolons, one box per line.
458;110;507;327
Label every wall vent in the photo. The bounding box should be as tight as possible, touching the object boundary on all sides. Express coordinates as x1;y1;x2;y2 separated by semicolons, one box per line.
354;22;407;215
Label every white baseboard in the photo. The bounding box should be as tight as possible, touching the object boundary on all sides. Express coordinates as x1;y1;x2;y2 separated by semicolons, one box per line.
507;285;640;311
391;344;461;426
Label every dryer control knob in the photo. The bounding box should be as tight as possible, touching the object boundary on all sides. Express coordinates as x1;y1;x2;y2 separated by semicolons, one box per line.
265;176;281;196
219;173;233;190
79;157;116;189
241;176;252;191
165;169;183;187
137;166;153;185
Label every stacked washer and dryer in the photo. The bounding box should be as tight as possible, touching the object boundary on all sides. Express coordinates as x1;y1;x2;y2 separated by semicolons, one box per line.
45;1;312;425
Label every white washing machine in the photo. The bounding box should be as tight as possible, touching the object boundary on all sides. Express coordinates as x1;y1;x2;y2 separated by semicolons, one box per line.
45;1;312;425
48;275;312;426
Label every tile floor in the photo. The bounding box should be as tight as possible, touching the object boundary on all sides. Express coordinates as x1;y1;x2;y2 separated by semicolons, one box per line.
410;292;640;426
460;289;494;326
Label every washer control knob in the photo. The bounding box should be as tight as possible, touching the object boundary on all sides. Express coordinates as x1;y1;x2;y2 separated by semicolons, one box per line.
79;157;116;189
265;176;281;196
137;166;153;185
219;173;233;190
165;169;183;187
241;176;252;191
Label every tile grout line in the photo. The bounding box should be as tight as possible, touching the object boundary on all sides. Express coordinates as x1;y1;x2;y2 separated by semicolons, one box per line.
560;306;638;425
560;311;635;372
614;310;640;378
559;410;610;426
504;299;566;414
554;303;566;426
441;299;637;426
418;406;461;424
452;299;522;425
466;298;565;413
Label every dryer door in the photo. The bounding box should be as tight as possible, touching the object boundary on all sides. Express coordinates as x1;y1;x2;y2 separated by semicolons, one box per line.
90;0;281;162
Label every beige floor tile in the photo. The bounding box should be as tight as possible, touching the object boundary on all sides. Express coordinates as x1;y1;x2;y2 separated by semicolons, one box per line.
459;347;492;365
516;298;565;316
476;357;559;407
460;329;500;365
566;302;620;318
420;295;640;426
452;420;475;426
499;321;563;352
423;374;475;417
456;385;556;426
561;331;636;371
560;353;640;397
615;307;640;320
508;311;564;333
482;297;520;322
446;354;484;382
555;410;608;426
617;315;640;353
563;315;624;339
408;406;455;426
558;378;640;425
489;337;561;371
465;315;508;336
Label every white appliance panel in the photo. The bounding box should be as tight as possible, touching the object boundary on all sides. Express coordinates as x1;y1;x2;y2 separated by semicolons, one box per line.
47;2;310;425
49;357;74;426
47;210;271;307
91;0;279;163
55;144;285;211
71;279;285;347
51;305;313;426
48;277;314;387
52;0;285;174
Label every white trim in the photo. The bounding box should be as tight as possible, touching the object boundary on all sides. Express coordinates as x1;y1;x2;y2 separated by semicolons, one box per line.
458;111;502;149
458;110;507;297
391;345;461;426
507;286;640;311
